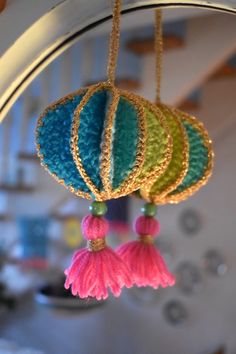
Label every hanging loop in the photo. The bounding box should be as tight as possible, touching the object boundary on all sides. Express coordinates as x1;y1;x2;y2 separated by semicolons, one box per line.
155;9;163;104
107;0;122;85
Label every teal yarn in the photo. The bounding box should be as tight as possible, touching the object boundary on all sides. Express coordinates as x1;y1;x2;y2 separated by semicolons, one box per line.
112;97;139;189
36;84;146;200
37;93;91;195
171;121;209;194
77;90;107;190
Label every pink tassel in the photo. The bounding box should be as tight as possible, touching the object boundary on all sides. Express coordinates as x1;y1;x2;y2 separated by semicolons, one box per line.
117;215;175;289
64;215;133;300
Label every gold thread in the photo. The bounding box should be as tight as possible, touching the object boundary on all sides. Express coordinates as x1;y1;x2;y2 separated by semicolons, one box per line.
100;85;120;196
35;88;92;200
87;238;106;252
107;0;121;84
158;109;214;204
139;235;154;244
140;103;189;203
155;9;163;104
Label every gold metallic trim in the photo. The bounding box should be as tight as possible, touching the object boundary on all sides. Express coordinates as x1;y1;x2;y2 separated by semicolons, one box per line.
35;87;92;200
87;238;106;252
158;109;214;204
139;235;154;244
100;85;120;197
141;103;189;204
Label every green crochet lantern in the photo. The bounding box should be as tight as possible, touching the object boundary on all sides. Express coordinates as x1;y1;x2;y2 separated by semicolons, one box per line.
117;10;214;292
140;103;189;204
141;108;213;204
139;9;214;203
160;108;213;203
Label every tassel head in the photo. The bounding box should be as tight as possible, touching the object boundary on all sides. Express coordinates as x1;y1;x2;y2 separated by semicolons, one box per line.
134;215;160;237
82;215;108;240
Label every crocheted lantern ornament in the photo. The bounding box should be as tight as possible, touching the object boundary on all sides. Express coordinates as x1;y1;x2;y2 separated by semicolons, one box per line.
141;10;213;204
117;103;190;288
125;108;213;286
118;10;213;290
125;110;213;288
36;1;172;300
142;108;213;204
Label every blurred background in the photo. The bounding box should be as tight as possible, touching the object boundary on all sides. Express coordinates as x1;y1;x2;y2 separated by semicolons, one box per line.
0;2;236;354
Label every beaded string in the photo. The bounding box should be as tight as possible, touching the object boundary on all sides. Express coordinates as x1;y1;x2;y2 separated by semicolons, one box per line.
155;9;163;104
107;0;122;85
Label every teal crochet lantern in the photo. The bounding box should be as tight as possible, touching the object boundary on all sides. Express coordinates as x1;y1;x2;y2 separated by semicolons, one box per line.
35;0;173;301
36;82;172;201
36;82;144;201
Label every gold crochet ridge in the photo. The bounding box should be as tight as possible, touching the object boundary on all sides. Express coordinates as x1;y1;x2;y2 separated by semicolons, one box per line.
100;85;120;197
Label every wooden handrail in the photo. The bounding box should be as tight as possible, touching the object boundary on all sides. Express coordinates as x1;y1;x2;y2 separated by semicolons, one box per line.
126;35;184;55
0;0;6;13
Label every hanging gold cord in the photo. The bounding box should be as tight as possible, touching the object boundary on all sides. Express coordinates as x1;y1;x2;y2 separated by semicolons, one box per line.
107;0;121;85
155;9;163;104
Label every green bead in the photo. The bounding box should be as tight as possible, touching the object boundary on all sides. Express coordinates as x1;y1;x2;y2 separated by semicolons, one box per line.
89;201;107;216
141;203;157;217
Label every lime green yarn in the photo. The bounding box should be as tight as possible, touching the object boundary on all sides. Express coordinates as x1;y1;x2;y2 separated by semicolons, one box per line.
137;108;169;183
148;106;187;197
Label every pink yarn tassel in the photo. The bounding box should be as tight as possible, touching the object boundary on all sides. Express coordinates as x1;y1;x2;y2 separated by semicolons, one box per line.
64;215;133;300
117;215;175;288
